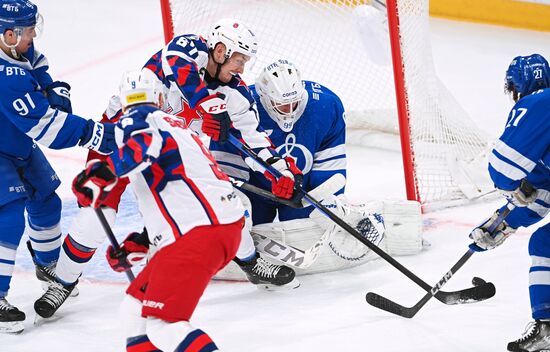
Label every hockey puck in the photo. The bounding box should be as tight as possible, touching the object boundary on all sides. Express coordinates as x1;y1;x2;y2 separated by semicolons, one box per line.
472;277;486;286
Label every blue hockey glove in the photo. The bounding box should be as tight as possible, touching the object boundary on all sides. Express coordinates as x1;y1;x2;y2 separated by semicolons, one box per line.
469;209;516;252
79;120;116;155
45;81;72;113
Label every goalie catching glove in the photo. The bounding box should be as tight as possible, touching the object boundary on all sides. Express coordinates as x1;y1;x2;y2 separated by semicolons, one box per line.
106;229;149;272
72;160;118;208
264;156;304;201
198;93;231;142
469;209;517;252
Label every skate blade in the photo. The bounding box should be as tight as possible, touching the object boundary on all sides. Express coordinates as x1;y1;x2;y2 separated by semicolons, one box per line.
34;313;63;327
41;281;79;297
0;321;24;334
257;278;301;291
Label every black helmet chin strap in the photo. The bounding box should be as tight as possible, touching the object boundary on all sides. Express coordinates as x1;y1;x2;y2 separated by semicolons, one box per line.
209;49;229;80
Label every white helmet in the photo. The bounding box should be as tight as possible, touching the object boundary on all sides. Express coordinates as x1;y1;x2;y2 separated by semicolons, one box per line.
207;18;258;61
255;59;308;132
119;69;163;109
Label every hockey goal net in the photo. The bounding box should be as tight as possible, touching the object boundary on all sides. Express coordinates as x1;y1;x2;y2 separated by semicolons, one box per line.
159;0;494;206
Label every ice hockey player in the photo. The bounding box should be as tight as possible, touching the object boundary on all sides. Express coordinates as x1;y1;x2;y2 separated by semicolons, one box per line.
142;18;301;288
35;18;299;320
0;0;114;333
468;53;550;352
210;59;423;276
71;69;244;352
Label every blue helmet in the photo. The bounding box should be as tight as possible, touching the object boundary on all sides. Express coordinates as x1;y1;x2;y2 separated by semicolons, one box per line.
505;54;550;101
0;0;39;32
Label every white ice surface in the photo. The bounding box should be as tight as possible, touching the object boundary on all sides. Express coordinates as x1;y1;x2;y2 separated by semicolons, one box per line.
3;1;550;351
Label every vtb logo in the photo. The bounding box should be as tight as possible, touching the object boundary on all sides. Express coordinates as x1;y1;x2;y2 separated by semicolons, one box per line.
2;4;19;12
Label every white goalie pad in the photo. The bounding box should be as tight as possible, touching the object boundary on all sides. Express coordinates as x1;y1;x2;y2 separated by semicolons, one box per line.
214;198;423;280
363;199;424;256
251;217;384;276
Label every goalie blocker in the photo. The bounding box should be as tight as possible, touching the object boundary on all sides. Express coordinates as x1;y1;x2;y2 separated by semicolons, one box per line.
215;198;424;280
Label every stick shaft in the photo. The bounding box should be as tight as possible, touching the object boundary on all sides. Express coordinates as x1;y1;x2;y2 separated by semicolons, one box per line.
95;207;135;282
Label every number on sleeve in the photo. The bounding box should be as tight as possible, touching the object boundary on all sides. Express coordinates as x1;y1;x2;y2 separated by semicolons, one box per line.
506;108;528;128
175;36;198;57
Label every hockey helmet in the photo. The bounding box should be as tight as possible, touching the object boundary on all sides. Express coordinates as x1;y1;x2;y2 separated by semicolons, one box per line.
207;18;258;63
255;59;308;132
505;54;550;101
119;69;164;109
0;0;42;56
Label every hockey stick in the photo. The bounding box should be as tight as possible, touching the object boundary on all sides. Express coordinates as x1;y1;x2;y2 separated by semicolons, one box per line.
94;207;135;282
228;176;331;268
227;134;495;304
229;177;302;208
365;203;513;318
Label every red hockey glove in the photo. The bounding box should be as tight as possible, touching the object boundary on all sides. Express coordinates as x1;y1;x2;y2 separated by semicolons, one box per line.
72;160;118;208
106;230;149;272
197;93;231;142
264;156;304;200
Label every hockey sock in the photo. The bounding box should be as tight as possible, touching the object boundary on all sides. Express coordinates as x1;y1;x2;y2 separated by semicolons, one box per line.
174;329;218;352
126;335;161;352
26;193;63;265
236;250;256;263
27;223;62;265
147;318;218;352
0;199;25;296
55;234;96;284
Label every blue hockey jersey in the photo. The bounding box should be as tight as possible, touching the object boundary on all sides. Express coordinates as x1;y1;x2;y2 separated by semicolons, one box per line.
488;88;550;228
210;81;347;223
0;46;88;159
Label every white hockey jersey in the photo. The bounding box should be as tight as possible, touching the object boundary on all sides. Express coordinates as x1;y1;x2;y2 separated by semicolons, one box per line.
142;34;276;155
108;106;245;250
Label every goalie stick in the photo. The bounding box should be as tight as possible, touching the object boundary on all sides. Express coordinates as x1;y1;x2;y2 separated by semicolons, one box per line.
365;201;515;318
227;134;495;305
95;207;135;282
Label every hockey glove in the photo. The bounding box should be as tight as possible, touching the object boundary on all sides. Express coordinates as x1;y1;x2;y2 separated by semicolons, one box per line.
469;209;516;252
106;230;149;272
72;160;118;208
197;93;231;142
498;179;537;207
45;81;72;113
264;156;304;201
79;120;116;155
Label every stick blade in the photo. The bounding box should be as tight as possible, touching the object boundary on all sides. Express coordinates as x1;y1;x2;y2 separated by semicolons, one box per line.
436;279;496;305
365;292;417;318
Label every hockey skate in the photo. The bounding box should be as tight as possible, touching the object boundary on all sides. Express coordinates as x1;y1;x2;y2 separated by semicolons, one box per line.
235;253;299;290
26;241;79;297
34;280;78;319
0;298;25;334
508;320;550;352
